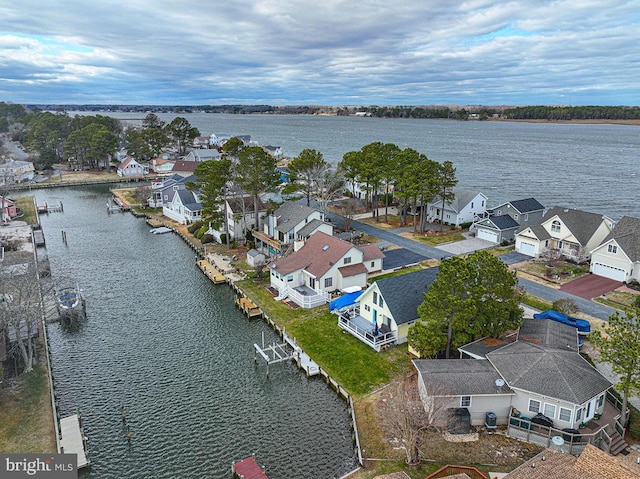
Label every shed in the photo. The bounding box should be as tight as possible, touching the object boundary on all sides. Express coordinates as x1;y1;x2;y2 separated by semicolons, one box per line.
247;249;266;267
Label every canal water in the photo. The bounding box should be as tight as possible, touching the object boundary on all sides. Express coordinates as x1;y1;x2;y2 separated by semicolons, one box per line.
38;186;357;479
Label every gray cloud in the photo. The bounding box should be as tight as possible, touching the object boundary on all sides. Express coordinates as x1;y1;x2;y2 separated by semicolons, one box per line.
0;0;638;105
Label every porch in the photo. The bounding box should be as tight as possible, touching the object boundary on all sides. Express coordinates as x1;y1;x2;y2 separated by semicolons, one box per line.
507;392;628;455
277;285;329;309
337;310;396;352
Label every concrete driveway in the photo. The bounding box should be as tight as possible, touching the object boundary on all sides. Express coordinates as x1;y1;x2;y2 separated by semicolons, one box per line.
436;234;496;255
559;274;623;300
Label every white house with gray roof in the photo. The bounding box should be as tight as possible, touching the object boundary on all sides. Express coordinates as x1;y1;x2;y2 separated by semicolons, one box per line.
161;174;203;224
589;215;640;282
414;319;613;443
254;201;326;257
426;189;487;227
473;198;545;244
337;267;438;351
515;206;614;262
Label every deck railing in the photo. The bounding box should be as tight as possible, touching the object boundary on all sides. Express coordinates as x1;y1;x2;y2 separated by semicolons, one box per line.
282;286;329;309
337;314;396;352
507;413;612;454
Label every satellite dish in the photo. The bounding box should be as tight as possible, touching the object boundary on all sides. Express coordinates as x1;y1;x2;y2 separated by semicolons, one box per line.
495;378;505;387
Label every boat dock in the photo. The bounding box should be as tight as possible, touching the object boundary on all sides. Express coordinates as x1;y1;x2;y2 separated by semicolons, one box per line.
196;259;227;284
253;330;319;378
232;455;268;479
33;229;46;246
59;414;90;469
235;296;262;317
37;200;64;214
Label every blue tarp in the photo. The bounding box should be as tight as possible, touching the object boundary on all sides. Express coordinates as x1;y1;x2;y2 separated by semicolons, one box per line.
329;291;363;311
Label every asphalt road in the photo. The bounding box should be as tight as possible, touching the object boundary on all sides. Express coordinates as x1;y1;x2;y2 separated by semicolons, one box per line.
325;205;616;322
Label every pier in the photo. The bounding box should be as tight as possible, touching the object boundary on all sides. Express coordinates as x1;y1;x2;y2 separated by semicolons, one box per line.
196;259;227;284
235;296;263;317
59;414;90;469
253;330;319;378
37;200;64;214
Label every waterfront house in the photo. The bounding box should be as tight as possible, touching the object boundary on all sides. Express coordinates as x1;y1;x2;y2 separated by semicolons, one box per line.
184;149;220;162
358;244;385;274
0;159;35;185
207;194;268;243
0;196;18;222
336;267;438;351
426;189;488;227
414;318;626;455
293;218;334;250
254;201;325;257
160;174;203;224
515;206;614;262
589;215;640;283
209;133;232;148
117;157;147;177
473;198;545;244
268;231;367;308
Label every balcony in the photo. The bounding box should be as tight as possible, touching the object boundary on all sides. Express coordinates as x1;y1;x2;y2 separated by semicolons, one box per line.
277;285;329;309
337;310;396;352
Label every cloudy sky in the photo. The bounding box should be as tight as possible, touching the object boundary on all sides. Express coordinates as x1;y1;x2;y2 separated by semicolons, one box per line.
1;1;638;106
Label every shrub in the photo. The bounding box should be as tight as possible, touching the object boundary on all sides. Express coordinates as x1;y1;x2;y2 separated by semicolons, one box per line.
196;226;208;239
187;222;202;234
635;295;640;309
552;298;579;315
200;234;213;244
628;406;640;440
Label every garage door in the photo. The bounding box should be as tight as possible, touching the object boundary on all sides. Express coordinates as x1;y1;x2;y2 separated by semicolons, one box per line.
477;229;499;243
519;242;536;257
592;263;626;282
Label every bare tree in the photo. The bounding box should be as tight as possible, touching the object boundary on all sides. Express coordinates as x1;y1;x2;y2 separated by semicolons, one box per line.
340;198;358;232
0;254;43;374
133;185;152;207
316;165;344;217
379;374;451;465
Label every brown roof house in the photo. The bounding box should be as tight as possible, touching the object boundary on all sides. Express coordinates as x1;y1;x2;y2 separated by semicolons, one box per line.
268;231;369;308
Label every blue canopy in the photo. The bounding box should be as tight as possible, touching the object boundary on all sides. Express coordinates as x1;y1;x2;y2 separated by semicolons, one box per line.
329;291;363;311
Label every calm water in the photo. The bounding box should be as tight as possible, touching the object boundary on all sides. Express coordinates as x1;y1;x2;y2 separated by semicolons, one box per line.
74;112;640;220
39;186;356;479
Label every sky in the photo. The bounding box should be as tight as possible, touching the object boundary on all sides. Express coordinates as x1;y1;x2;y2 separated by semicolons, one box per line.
0;1;639;106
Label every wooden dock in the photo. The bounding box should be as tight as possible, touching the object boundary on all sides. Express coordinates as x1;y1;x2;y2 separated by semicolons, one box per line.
196;259;227;284
59;414;89;469
33;229;46;246
235;296;262;318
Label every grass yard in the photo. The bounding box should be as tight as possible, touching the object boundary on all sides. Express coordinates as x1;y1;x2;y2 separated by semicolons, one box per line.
13;196;38;226
514;260;589;283
596;290;639;309
400;231;466;246
520;293;552;312
0;366;56;453
236;279;413;397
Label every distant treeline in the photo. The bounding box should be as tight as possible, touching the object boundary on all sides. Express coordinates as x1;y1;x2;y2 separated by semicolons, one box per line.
12;103;640;121
502;105;640;121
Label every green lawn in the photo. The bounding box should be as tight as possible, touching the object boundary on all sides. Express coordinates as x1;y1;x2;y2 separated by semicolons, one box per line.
407;231;466;246
13;196;38;226
236;279;412;397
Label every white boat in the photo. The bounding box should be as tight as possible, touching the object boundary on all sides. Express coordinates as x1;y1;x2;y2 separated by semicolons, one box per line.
150;227;172;234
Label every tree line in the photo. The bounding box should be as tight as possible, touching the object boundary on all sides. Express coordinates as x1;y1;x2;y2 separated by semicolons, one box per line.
503;105;640;121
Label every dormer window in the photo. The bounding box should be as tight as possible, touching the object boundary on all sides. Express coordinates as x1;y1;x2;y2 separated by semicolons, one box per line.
551;220;561;233
344;257;352;264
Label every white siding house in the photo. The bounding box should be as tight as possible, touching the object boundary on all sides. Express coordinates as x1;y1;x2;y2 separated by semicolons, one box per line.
426;190;488;227
589;216;640;283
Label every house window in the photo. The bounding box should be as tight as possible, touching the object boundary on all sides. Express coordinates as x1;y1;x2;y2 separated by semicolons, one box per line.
471;202;474;209
545;240;549;247
551;220;561;233
287;275;293;282
514;214;519;220
576;407;583;422
543;403;556;419
324;277;332;288
373;292;378;304
559;407;572;422
608;244;618;254
524;213;529;221
379;296;384;308
344;256;352;264
461;396;471;407
364;304;370;312
528;399;541;414
558;241;564;249
371;261;375;267
597;394;605;408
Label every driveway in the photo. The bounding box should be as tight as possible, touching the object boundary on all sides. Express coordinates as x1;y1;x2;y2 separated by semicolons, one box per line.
436;234;495;255
559;274;623;300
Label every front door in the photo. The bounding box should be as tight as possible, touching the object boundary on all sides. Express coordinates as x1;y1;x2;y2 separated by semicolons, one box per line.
373;309;377;325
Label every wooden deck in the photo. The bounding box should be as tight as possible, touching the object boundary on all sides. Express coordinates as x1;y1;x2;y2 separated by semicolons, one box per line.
236;296;263;317
59;414;89;469
196;259;227;284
